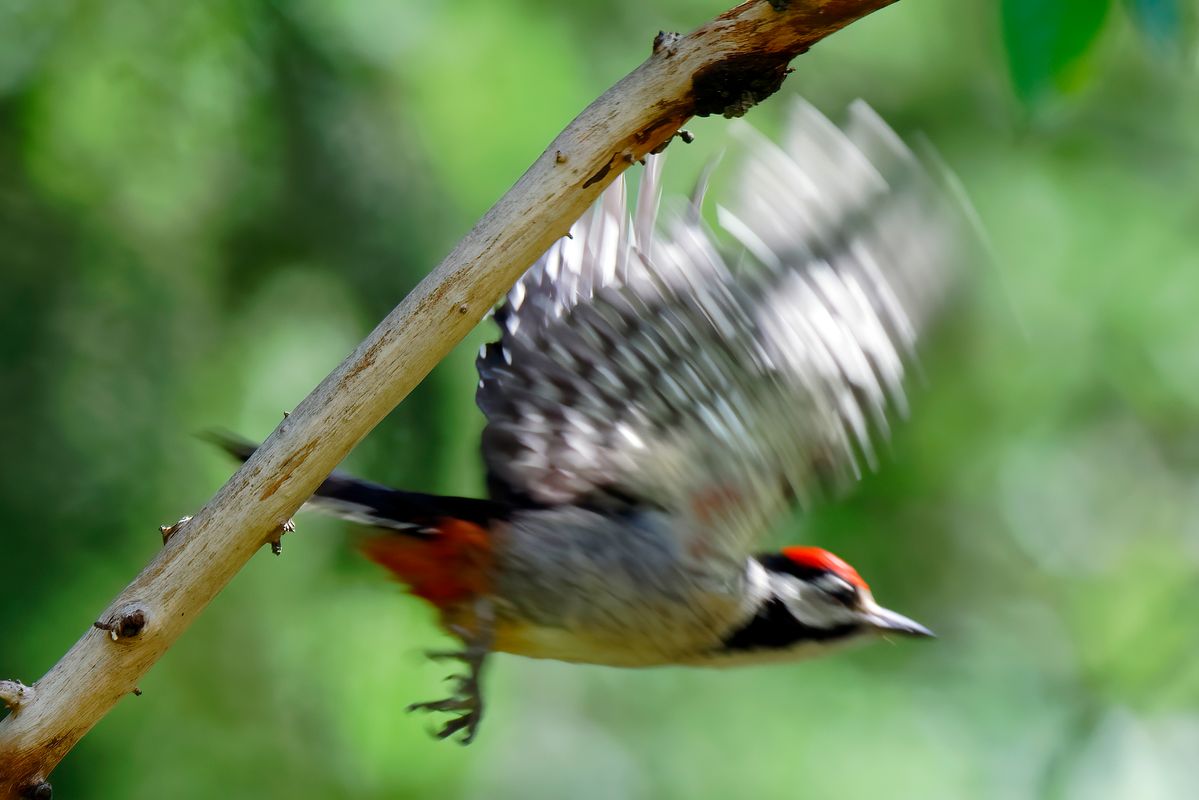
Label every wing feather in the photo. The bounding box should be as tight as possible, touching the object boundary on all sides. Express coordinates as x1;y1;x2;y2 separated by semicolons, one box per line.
476;99;976;559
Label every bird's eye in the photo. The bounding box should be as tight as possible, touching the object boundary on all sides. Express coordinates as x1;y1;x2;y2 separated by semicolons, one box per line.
815;574;858;606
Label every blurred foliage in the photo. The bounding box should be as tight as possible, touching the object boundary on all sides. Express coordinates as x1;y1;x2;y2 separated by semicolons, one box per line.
1;1;1198;798
1001;0;1194;103
1001;0;1113;102
1124;0;1187;50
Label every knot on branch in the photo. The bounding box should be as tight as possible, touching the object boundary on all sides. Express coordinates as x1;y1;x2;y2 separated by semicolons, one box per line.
650;129;695;155
653;30;681;55
270;518;296;556
692;52;797;118
20;780;53;800
159;515;192;545
1;680;31;713
94;605;149;641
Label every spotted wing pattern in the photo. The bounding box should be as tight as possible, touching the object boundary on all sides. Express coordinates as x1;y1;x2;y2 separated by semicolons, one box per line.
476;100;973;560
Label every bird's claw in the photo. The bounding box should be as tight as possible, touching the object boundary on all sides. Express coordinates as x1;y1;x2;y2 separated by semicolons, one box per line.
435;710;482;743
407;696;473;714
410;600;493;744
406;699;482;743
407;674;483;744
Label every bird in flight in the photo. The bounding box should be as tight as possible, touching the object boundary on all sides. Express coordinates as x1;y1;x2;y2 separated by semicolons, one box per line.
216;99;974;744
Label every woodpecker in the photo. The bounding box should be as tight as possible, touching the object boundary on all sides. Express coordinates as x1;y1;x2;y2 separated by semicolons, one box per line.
217;99;972;744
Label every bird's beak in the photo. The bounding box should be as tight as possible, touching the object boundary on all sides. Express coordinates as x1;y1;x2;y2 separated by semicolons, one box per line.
861;606;935;638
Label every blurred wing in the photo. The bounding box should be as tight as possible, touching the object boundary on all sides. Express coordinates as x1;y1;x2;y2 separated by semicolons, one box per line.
476;99;974;560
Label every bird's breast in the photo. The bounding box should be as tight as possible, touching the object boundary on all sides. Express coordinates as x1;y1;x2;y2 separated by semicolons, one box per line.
485;506;759;666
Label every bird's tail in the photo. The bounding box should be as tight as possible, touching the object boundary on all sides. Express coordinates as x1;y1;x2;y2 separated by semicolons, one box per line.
204;431;507;534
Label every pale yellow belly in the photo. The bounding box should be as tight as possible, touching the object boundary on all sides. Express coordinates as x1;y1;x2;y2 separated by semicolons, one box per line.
491;619;693;667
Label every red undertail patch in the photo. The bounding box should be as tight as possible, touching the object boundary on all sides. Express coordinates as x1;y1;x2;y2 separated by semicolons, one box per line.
360;518;492;607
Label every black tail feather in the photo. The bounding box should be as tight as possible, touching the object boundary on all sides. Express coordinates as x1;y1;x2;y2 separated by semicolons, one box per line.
203;431;509;531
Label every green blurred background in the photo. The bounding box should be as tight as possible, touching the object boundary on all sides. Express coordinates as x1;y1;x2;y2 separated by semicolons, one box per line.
2;0;1197;797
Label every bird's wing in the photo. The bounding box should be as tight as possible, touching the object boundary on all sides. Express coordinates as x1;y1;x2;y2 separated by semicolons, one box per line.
476;99;974;561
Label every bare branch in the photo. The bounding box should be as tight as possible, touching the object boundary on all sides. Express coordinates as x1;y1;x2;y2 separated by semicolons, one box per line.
0;0;897;793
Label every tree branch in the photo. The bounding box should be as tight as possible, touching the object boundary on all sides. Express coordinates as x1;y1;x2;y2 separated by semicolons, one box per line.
0;0;897;793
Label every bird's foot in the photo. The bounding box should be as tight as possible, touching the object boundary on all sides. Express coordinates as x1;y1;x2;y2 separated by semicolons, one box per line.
409;647;487;744
409;604;494;744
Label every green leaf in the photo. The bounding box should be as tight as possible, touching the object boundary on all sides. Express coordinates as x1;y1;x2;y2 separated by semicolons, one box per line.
1001;0;1112;103
1124;0;1183;50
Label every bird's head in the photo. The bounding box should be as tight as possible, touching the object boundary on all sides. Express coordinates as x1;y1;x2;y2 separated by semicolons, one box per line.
711;546;932;663
770;546;932;636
